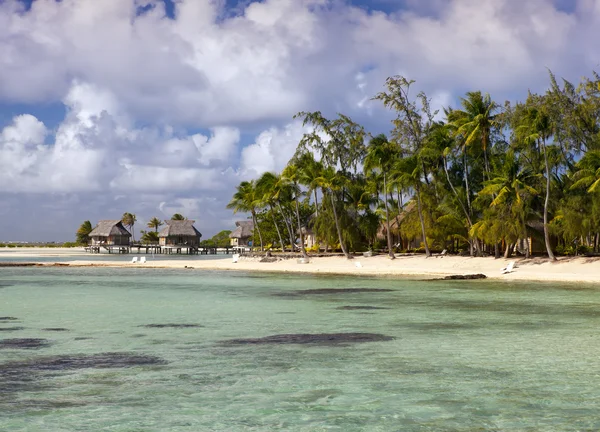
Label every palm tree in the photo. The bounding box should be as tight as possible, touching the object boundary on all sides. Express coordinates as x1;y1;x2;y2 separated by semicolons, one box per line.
121;213;137;242
364;134;396;259
227;180;264;251
478;151;539;258
516;97;558;260
391;154;431;256
282;163;308;258
317;166;352;259
448;91;499;180
171;213;186;220
571;150;600;194
76;220;93;245
256;171;287;252
295;152;324;217
147;217;163;232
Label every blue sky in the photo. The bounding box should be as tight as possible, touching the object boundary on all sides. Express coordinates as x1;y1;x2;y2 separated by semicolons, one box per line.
0;0;596;241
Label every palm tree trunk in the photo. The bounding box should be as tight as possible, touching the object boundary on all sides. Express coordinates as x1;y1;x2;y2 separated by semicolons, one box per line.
463;148;472;214
541;139;557;261
269;204;285;252
314;190;319;217
415;182;431;257
443;156;482;256
251;210;264;252
294;185;308;258
395;189;402;246
278;202;294;252
330;191;351;259
383;173;395;259
521;215;530;259
504;242;512;258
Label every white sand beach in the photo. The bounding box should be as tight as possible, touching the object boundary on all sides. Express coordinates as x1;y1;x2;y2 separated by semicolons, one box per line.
1;247;599;283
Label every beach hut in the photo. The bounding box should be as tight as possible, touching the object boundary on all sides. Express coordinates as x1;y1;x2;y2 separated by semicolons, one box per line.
229;221;254;247
158;220;202;248
88;220;131;246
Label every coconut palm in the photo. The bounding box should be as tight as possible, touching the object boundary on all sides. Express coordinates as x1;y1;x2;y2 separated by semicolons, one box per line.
515;97;558;260
477;151;540;258
76;220;93;245
316;166;352;259
171;213;186;220
364;134;397;259
571;150;600;194
227;180;264;251
390;154;431;256
282;163;308;258
256;172;287;252
121;213;137;242
147;217;163;232
448;91;499;180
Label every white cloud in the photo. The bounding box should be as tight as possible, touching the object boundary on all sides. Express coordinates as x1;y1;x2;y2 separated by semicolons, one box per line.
0;81;241;194
239;120;311;178
1;0;593;129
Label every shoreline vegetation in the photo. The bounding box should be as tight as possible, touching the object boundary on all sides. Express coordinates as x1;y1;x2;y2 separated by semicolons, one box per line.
227;73;600;263
1;248;599;283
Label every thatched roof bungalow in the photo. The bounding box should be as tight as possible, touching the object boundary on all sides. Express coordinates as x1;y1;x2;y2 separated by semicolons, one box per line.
88;220;131;246
158;220;202;247
229;221;254;247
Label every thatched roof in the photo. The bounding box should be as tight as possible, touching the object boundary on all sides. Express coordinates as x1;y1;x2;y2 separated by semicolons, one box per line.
158;220;202;238
89;220;131;237
229;220;253;239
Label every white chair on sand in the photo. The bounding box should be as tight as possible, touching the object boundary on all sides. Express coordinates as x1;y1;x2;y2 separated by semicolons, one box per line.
355;261;362;268
139;257;147;264
501;261;515;274
436;249;448;258
131;257;138;264
232;253;240;263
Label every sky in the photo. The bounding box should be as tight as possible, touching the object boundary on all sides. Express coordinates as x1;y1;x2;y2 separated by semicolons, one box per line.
0;0;598;242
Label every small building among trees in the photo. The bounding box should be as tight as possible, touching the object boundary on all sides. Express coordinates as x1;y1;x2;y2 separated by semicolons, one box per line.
158;220;202;253
88;220;132;246
229;221;254;247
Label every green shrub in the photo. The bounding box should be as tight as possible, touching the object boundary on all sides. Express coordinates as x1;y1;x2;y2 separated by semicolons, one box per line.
7;244;16;248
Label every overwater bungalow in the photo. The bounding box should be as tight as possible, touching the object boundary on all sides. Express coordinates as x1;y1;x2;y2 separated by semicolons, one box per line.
87;220;132;253
229;220;254;248
159;220;202;254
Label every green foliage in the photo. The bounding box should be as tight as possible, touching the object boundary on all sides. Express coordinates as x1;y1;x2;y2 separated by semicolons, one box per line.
76;220;93;245
200;230;233;248
171;213;186;220
140;231;159;244
225;71;600;258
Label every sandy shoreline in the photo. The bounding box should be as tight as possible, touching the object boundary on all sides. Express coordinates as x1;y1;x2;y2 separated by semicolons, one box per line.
0;247;599;283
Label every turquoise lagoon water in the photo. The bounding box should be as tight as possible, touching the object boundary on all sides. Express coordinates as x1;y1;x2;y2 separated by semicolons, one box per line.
2;267;600;431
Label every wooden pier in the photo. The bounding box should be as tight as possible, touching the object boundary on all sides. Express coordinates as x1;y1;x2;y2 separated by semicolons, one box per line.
85;244;237;255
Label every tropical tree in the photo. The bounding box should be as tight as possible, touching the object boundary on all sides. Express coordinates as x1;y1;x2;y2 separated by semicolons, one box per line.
147;217;163;232
171;213;186;220
373;76;434;256
282;163;309;258
256;171;288;252
317;166;352;258
364;134;396;259
227;180;264;251
140;230;159;244
121;213;137;242
476;150;539;258
76;220;93;245
448;91;499;180
515;94;558;260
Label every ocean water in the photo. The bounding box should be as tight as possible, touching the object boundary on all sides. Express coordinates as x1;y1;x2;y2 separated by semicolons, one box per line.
1;267;600;431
